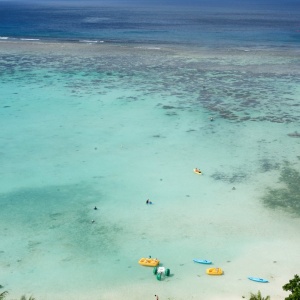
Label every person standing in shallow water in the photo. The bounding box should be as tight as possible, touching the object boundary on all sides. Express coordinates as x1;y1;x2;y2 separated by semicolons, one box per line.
155;295;159;300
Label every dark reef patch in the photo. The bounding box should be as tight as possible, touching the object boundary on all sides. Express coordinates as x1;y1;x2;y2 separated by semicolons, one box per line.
262;162;300;217
259;159;280;173
162;105;176;109
165;111;178;116
287;131;300;138
1;50;299;125
211;171;248;183
152;134;165;138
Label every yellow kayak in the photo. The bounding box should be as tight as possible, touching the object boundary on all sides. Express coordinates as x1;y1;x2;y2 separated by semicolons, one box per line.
193;168;202;175
138;258;160;267
206;267;223;275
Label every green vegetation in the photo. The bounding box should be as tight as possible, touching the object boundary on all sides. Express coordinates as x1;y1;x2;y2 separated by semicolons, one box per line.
283;274;300;300
262;162;300;216
20;296;35;300
0;292;35;300
249;290;270;300
0;291;8;300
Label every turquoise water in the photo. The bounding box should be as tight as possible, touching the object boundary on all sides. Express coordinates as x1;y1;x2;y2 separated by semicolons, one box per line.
0;41;300;300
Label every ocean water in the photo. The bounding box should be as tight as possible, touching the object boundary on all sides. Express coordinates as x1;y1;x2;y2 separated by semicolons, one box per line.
0;2;300;300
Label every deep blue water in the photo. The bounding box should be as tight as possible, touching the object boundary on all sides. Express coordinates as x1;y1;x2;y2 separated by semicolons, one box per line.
0;1;299;48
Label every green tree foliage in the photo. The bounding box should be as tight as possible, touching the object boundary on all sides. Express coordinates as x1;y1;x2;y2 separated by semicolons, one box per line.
249;290;270;300
20;296;35;300
0;291;8;300
0;292;36;300
283;274;300;300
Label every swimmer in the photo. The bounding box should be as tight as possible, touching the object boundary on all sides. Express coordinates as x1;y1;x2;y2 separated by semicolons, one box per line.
94;206;98;210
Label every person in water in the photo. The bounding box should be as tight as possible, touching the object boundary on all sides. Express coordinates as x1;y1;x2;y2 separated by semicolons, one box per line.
195;168;202;174
146;199;152;204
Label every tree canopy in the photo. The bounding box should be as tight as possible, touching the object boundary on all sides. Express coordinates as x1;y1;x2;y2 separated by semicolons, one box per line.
283;274;300;300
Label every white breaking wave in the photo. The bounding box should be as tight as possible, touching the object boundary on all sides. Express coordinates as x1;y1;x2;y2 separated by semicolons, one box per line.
79;40;98;43
134;46;161;50
82;17;110;23
20;38;40;41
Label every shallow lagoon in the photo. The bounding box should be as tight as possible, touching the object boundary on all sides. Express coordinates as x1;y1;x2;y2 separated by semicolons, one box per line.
0;41;299;300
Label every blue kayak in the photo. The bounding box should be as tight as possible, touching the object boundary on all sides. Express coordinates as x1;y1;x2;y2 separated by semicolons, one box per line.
248;277;269;283
193;259;212;264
